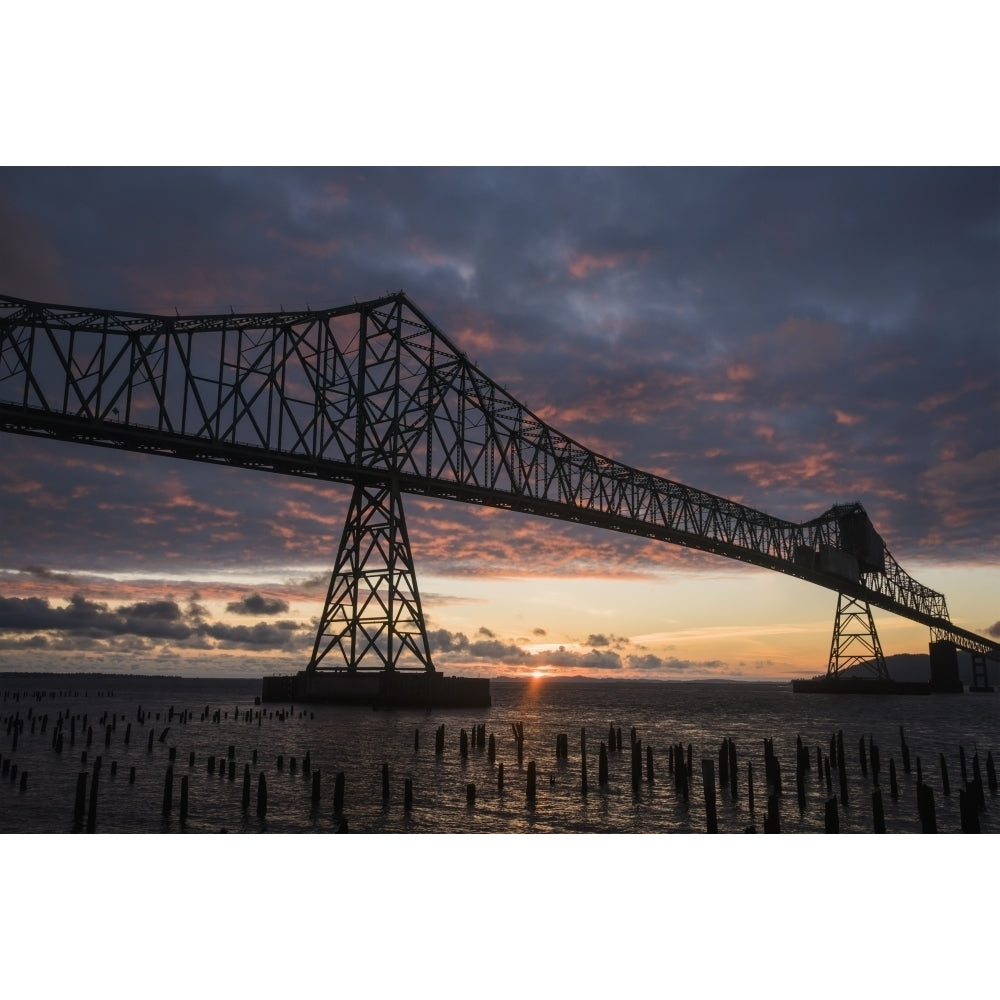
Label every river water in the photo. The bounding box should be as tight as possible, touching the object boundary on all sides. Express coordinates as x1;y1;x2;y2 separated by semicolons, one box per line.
2;673;997;834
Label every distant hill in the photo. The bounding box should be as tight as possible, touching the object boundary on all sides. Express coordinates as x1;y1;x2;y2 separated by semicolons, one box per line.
838;651;994;686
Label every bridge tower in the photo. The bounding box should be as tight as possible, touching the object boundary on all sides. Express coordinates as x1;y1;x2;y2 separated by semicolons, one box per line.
306;479;435;674
826;591;890;681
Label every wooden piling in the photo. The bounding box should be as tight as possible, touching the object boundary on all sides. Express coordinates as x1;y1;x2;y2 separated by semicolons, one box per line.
917;782;937;833
959;787;980;833
598;742;608;787
824;796;839;833
747;761;754;814
414;729;419;753
939;753;950;796
162;764;173;816
631;740;642;794
404;777;413;811
147;729;153;752
647;745;654;784
889;758;898;799
488;732;496;765
728;740;737;798
527;760;536;805
129;765;135;784
702;759;717;833
872;786;886;833
242;765;251;811
180;775;189;826
460;729;468;759
765;794;780;833
498;762;504;793
256;772;268;817
86;771;98;833
467;782;476;806
959;745;968;784
333;772;345;815
858;737;868;777
312;770;321;804
74;771;87;828
719;739;729;788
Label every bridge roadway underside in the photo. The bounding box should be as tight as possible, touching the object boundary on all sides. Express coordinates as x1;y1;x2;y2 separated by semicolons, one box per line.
261;670;491;708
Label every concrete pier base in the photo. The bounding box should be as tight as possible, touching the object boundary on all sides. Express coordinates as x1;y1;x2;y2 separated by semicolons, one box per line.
261;670;491;709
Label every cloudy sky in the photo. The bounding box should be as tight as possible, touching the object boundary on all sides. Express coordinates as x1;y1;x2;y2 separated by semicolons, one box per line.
1;166;997;679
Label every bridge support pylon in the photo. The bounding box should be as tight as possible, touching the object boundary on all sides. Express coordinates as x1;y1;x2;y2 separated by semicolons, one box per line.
827;591;890;681
307;478;435;674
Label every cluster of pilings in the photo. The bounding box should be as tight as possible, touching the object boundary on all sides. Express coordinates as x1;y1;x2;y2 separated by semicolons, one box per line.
2;688;998;832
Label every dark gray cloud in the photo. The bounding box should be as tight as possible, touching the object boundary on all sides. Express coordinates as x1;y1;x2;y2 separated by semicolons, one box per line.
226;593;290;616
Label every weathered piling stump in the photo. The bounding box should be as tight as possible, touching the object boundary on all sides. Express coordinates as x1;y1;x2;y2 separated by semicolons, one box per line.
647;745;654;784
824;796;839;833
838;753;849;808
859;738;868;777
498;762;504;793
73;772;87;828
435;724;445;755
765;794;780;833
959;787;980;833
871;743;880;781
208;755;216;774
467;782;476;807
747;761;754;814
631;740;642;794
917;782;937;833
257;772;268;817
19;770;26;793
488;732;497;765
460;729;469;759
242;765;251;811
333;772;345;815
959;745;968;785
128;765;135;784
719;739;730;789
939;753;951;796
404;777;413;811
169;746;177;763
414;729;419;753
702;759;718;833
312;770;321;805
228;760;236;781
598;742;609;788
889;758;899;799
527;760;537;805
872;786;886;833
972;755;986;811
147;729;154;753
180;775;189;826
162;764;174;816
617;728;623;752
728;740;737;798
87;771;99;833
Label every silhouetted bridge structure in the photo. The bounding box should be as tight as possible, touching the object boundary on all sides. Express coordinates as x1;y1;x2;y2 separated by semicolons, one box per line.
2;292;997;700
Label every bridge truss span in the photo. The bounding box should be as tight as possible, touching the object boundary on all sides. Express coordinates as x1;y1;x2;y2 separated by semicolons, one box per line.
2;291;997;672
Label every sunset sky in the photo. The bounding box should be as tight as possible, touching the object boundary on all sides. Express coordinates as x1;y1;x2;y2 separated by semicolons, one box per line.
1;167;998;680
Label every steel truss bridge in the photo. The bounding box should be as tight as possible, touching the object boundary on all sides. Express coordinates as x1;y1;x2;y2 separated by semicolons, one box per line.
1;291;997;683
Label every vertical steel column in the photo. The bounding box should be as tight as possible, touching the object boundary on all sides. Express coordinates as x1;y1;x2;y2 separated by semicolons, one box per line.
307;479;435;674
826;591;890;680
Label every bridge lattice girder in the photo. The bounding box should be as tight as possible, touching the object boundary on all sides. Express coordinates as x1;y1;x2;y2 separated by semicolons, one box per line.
1;291;997;660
